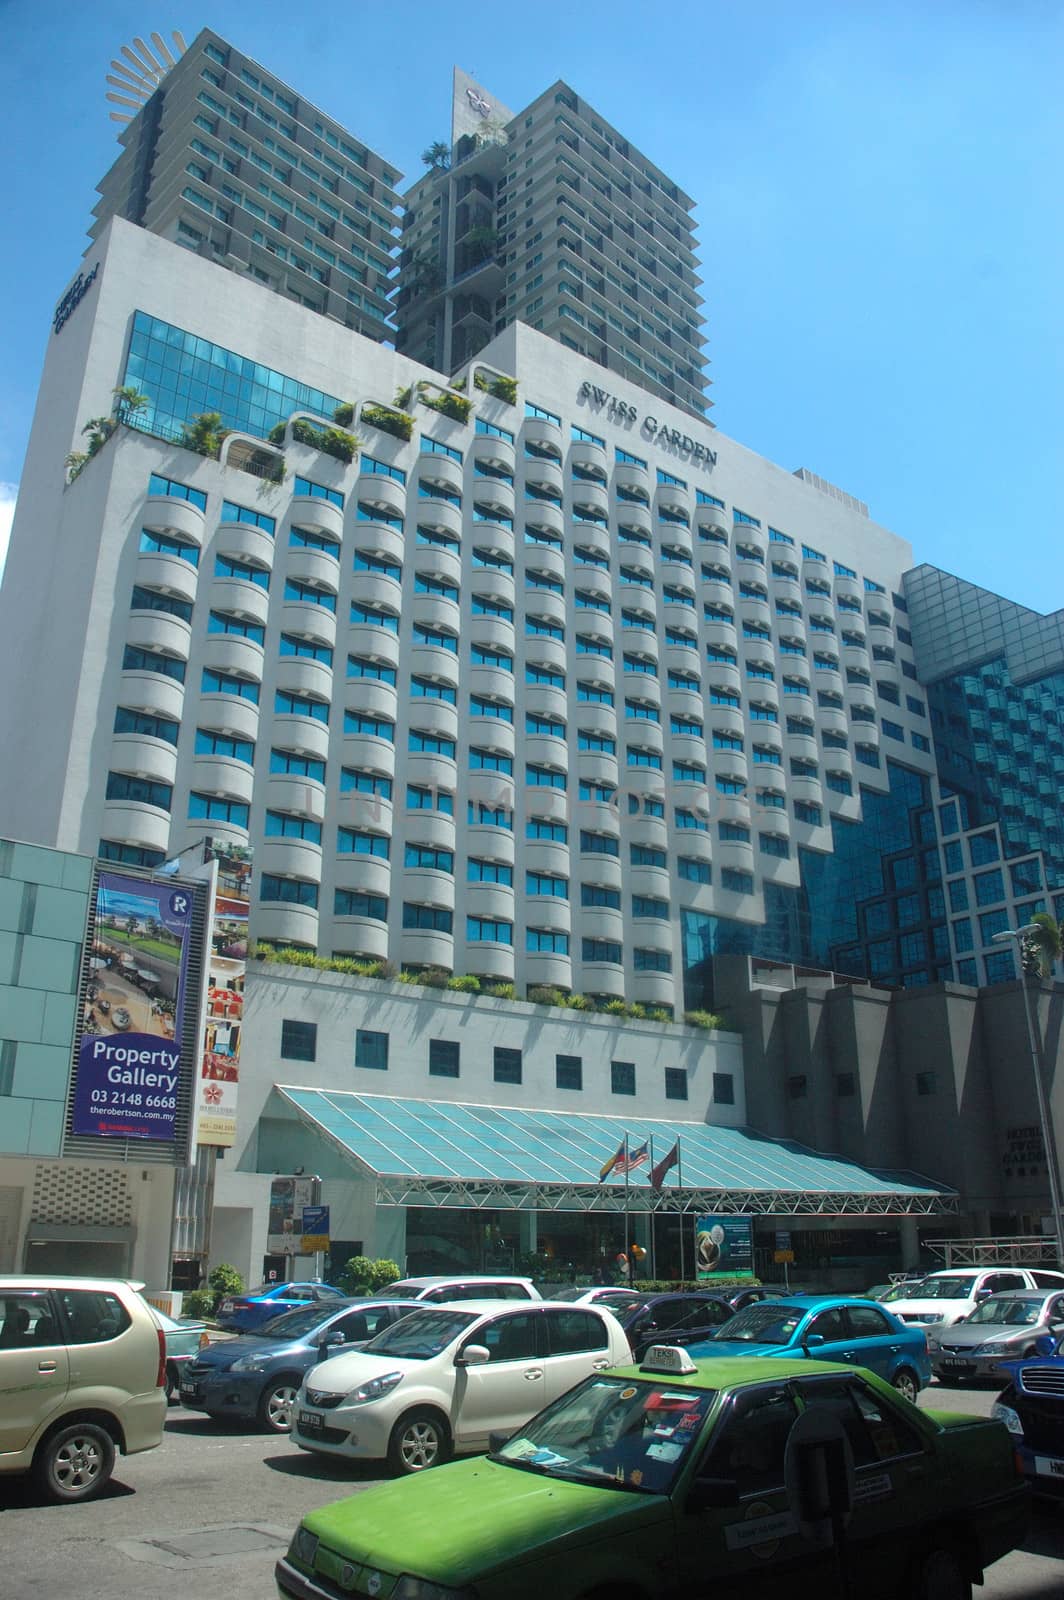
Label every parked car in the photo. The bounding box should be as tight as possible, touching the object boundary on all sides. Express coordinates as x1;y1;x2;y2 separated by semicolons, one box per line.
688;1294;931;1399
616;1291;737;1362
291;1299;631;1473
993;1331;1064;1500
154;1307;210;1400
550;1286;644;1314
0;1276;167;1502
377;1275;541;1303
725;1285;783;1311
215;1280;346;1331
929;1287;1064;1384
886;1266;1064;1330
178;1298;422;1431
278;1346;1028;1600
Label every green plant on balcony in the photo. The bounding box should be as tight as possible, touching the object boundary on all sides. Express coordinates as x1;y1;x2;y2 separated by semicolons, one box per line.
447;974;481;993
181;411;229;459
417;383;472;425
333;401;355;427
65;450;89;483
473;371;518;405
684;1009;724;1030
112;385;149;419
421;140;451;172
394;383;415;410
361;402;414;442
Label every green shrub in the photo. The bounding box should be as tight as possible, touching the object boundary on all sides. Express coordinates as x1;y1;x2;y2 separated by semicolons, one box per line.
647;1007;672;1023
485;981;515;999
566;993;593;1010
604;998;628;1015
361;402;413;442
528;985;567;1007
206;1263;243;1309
183;1289;216;1320
333;402;355;426
447;974;481;992
336;1255;401;1294
419;386;472;424
491;375;518;404
684;1009;724;1031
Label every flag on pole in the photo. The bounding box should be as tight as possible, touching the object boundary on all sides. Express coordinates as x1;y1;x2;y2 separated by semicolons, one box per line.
599;1137;628;1181
618;1140;650;1175
648;1139;680;1190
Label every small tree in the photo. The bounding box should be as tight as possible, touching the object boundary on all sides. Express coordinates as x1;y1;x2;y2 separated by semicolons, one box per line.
206;1263;243;1309
182;411;229;459
421;140;451;172
112;385;149;417
337;1255;401;1294
1022;913;1063;979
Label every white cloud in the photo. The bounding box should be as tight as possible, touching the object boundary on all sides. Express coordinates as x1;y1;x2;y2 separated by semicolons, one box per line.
0;482;17;584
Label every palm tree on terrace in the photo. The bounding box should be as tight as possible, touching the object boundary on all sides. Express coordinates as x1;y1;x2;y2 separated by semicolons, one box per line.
1021;912;1063;978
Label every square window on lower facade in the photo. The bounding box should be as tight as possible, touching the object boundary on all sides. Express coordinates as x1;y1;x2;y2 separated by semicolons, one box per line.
355;1029;388;1070
664;1068;688;1101
429;1039;460;1077
556;1053;582;1090
280;1019;316;1061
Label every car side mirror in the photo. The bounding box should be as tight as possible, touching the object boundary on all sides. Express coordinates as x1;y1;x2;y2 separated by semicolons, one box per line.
320;1330;346;1348
953;1315;967;1325
688;1476;740;1512
456;1344;491;1367
975;1289;992;1300
803;1333;826;1349
1034;1334;1057;1357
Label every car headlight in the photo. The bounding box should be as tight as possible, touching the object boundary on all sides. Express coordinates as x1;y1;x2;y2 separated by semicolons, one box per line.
289;1525;319;1568
348;1370;404;1405
230;1353;272;1372
990;1401;1024;1435
394;1578;477;1600
975;1342;1012;1355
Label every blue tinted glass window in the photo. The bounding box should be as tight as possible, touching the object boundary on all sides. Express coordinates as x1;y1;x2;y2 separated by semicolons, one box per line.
953;918;973;952
984;948;1016;984
1010;859;1043;895
943;840;963;875
956;958;978;985
979;908;1010;944
948;879;969;912
974;868;1004;907
969;831;1000;867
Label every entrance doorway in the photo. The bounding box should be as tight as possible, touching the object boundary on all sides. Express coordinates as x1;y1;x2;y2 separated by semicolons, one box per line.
23;1237;131;1276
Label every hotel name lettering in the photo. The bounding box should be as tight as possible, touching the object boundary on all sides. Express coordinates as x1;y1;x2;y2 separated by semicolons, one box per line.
53;263;99;336
577;381;718;470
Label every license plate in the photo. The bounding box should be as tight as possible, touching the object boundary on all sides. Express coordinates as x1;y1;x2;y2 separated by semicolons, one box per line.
941;1359;971;1369
298;1409;323;1431
1035;1456;1064;1478
219;1299;233;1314
180;1383;199;1398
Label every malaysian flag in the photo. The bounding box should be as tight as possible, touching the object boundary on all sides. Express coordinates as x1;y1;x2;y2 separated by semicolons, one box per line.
617;1140;650;1175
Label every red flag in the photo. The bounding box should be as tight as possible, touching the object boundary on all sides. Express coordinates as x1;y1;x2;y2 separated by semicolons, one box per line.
648;1139;679;1189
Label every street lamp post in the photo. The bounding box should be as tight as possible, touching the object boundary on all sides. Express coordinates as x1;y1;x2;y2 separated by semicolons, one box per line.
992;924;1064;1267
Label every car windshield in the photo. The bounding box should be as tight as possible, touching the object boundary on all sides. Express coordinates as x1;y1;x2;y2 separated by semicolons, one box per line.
965;1296;1044;1327
712;1304;803;1344
257;1306;340;1339
360;1308;478;1359
495;1375;716;1494
882;1279;926;1302
915;1277;977;1300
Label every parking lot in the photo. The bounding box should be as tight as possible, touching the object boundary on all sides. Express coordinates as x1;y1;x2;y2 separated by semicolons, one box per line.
0;1384;1061;1600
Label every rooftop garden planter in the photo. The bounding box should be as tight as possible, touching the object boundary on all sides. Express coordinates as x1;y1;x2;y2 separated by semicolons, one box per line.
417;382;472;425
361;401;414;443
474;370;518;405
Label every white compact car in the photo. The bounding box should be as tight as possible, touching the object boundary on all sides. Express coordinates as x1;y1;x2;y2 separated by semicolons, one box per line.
291;1299;631;1473
887;1267;1064;1330
378;1275;541;1303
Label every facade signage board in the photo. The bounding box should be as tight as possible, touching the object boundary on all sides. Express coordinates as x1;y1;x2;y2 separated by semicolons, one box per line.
268;1175;321;1256
577;380;718;469
194;840;251;1146
695;1214;754;1279
73;870;194;1140
54;263;99;335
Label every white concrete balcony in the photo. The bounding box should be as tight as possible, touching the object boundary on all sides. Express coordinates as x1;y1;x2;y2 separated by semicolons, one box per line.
523;501;565;539
612;460;650;498
201;691;260;742
703;619;738;654
405;750;459;794
569;437;608;478
259;837;323;883
577;702;619;740
334;855;392;902
275;657;332;702
816;704;849;737
522;951;573;990
217;523;275;574
111;733;178;787
522;457;564;496
615;502;652;537
256;902;319;949
100;803;173;854
524;897;571;938
266;771;326;819
523;836;571;879
288;495;344;542
135;550;198;603
473;432;516;475
353;573;403;616
409;698;459;742
469;565;515;608
202;636;264;683
346;626;400;671
468;718;516;762
355;473;406;519
833;572;862;605
330;915;389;959
143;494;205;543
211;575;270;625
847;681;876;713
695;503;729;538
521;415;564;456
192;756;255;804
571;485;610;525
704;661;743;698
126;611;191;664
399;929;455;970
270;712;329;759
417;454;464;497
475;479;516;522
630;972;677;1010
282;602;337;649
523;682;569;723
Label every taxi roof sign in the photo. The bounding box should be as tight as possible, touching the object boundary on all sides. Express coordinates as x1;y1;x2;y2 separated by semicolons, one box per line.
639;1344;699;1375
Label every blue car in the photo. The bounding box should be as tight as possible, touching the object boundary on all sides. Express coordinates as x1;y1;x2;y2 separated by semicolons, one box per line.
686;1294;931;1400
180;1298;423;1430
215;1280;345;1332
992;1330;1064;1500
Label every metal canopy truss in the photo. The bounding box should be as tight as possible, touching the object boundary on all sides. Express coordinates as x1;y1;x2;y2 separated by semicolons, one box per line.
270;1087;957;1219
374;1175;957;1216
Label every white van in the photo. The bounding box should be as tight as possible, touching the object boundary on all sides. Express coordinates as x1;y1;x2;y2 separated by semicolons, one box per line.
888;1266;1064;1330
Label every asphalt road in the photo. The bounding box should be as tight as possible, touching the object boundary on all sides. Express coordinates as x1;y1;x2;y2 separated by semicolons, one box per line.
0;1383;1060;1600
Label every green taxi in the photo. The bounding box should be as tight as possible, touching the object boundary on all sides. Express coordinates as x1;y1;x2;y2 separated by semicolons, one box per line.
275;1347;1028;1600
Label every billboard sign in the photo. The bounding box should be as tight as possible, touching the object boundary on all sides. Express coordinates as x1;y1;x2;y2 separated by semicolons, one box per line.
73;872;195;1140
301;1204;330;1253
695;1215;755;1280
194;841;251;1146
267;1175;321;1256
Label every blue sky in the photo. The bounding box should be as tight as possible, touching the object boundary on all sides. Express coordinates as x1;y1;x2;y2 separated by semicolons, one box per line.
0;1;1060;609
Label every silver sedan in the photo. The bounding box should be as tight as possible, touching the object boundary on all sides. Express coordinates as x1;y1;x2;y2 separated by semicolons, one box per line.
930;1288;1064;1383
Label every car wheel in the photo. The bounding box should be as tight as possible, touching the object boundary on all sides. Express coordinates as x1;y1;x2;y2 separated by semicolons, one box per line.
387;1409;451;1474
892;1367;920;1403
34;1422;116;1503
256;1378;300;1433
910;1545;971;1600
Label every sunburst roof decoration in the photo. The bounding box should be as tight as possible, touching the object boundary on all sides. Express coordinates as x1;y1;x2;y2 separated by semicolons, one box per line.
106;31;188;127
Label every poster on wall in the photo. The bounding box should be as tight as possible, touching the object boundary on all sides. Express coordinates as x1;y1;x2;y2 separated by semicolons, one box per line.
194;841;251;1147
73;871;195;1140
267;1176;321;1257
695;1215;754;1280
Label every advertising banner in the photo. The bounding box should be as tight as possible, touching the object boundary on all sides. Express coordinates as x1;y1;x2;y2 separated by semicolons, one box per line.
73;872;195;1140
267;1176;321;1257
195;841;251;1146
695;1215;755;1280
301;1205;330;1254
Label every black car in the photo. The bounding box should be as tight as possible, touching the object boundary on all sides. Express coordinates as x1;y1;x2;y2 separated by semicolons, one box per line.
617;1291;735;1362
179;1298;422;1432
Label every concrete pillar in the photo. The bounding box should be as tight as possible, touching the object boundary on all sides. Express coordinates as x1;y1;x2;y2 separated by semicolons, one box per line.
898;1216;920;1270
373;1206;406;1271
520;1210;538;1255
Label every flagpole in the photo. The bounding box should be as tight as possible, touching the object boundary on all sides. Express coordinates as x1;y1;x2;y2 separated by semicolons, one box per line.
624;1134;631;1286
677;1139;685;1284
648;1135;656;1281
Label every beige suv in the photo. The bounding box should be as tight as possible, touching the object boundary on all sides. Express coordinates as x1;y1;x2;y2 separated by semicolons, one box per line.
0;1276;167;1501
